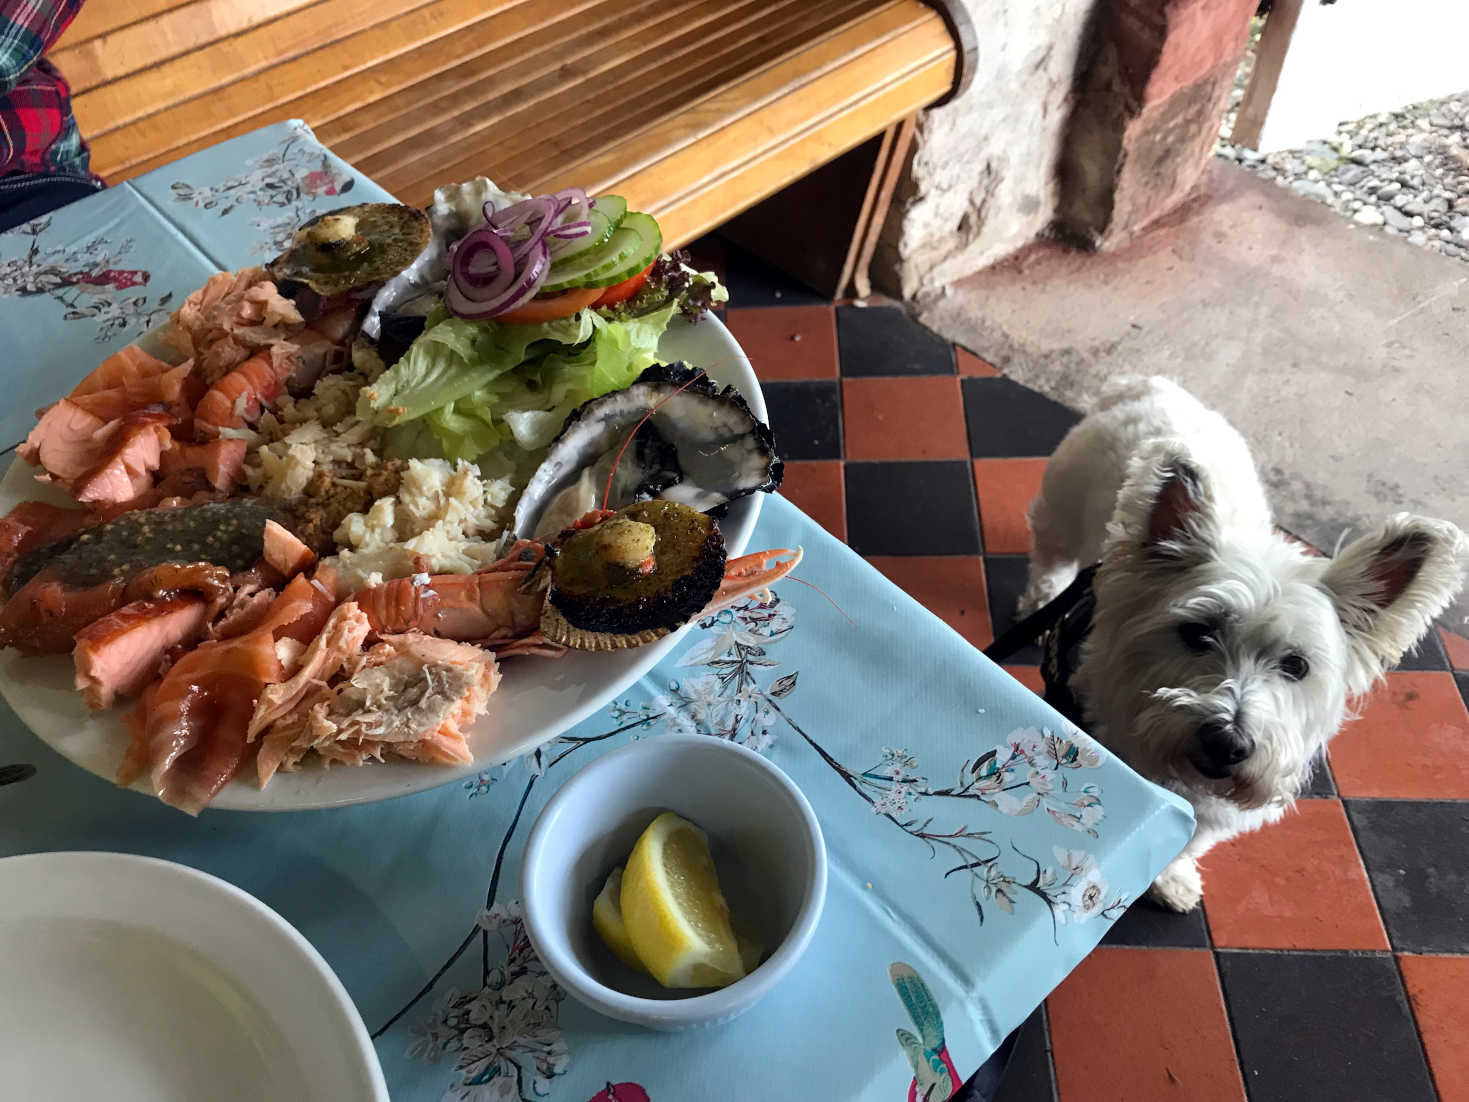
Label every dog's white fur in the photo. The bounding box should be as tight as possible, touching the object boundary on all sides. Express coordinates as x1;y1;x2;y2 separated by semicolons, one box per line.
1021;376;1469;911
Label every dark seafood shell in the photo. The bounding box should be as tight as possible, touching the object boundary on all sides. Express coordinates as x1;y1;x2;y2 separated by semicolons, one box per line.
542;500;726;649
268;203;430;297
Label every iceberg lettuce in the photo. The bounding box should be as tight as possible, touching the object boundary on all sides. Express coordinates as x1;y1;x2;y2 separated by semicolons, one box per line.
360;303;675;465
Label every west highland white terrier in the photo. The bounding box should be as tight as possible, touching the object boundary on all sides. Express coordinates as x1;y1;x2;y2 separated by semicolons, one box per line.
1019;376;1468;911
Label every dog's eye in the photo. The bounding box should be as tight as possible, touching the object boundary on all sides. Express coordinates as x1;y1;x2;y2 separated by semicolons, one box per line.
1279;653;1310;681
1178;621;1215;653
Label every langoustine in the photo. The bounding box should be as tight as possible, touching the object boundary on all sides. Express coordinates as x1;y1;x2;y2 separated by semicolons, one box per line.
354;502;801;655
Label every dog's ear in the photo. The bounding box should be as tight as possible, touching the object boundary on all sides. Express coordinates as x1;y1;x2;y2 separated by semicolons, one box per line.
1320;515;1469;689
1110;443;1217;565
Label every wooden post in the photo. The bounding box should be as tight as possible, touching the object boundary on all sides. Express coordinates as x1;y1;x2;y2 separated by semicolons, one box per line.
1231;0;1305;149
850;115;918;300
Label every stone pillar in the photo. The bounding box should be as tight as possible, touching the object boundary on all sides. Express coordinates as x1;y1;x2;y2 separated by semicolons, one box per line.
1053;0;1259;248
875;0;1101;300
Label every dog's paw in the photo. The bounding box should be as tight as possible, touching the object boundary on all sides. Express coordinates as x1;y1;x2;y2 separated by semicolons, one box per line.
1147;859;1203;912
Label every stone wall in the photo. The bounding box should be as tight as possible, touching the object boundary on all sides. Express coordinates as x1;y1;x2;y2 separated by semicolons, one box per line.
874;0;1100;300
876;0;1258;298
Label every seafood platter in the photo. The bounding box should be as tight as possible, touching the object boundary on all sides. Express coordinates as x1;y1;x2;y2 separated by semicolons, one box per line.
0;181;795;813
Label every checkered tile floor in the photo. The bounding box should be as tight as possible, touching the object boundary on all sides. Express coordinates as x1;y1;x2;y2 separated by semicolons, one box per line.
692;234;1469;1102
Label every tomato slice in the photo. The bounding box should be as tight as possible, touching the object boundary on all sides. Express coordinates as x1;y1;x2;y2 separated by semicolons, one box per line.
590;264;654;308
494;286;603;325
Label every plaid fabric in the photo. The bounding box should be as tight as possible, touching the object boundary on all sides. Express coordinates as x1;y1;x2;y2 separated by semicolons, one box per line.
0;0;89;179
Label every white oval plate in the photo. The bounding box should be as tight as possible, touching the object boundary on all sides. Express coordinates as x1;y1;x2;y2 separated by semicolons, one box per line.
0;851;387;1101
0;315;764;810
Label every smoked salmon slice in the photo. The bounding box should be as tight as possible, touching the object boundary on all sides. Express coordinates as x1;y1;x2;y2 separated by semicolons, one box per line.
141;628;284;814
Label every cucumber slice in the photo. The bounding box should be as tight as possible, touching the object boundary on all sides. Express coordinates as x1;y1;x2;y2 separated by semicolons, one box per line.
590;194;627;229
543;211;661;293
548;204;617;263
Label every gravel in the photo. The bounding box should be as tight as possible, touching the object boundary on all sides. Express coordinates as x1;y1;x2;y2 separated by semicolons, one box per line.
1215;20;1469;264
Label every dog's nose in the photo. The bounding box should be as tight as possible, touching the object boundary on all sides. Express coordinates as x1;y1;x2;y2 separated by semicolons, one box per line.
1195;719;1253;771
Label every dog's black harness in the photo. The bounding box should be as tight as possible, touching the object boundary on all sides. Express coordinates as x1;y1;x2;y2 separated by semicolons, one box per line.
982;564;1098;727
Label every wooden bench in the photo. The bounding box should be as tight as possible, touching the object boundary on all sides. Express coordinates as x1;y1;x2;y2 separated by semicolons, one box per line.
55;1;971;289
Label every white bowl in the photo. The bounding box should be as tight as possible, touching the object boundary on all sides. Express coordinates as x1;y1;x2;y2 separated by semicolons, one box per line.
0;852;387;1101
521;735;826;1030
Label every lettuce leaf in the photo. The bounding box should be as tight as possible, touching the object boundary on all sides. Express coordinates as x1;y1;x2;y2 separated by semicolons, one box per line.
364;302;676;464
358;311;594;425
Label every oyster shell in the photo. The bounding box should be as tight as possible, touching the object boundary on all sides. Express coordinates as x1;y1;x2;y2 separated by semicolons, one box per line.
513;363;782;540
269;203;430;296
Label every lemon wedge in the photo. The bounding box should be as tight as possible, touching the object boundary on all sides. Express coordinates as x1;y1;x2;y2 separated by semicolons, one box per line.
619;811;746;989
591;866;646;972
733;916;765;975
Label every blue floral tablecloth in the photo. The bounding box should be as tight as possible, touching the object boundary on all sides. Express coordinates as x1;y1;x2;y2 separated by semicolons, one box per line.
0;122;1193;1101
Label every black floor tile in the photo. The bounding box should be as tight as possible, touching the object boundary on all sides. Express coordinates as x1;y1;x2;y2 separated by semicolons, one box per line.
1299;748;1337;798
963;378;1079;458
982;555;1042;665
1100;898;1211;948
718;238;827;307
836;304;956;377
844;460;980;556
1454;671;1468;713
975;1007;1055;1102
1397;628;1449;671
761;380;842;461
1217;950;1435;1102
1347;799;1469;953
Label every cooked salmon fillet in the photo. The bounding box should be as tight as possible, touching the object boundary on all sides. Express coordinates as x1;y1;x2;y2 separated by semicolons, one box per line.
18;400;112;481
254;631;499;785
74;594;211;709
247;601;370;740
70;411;174;507
69;344;173;397
164;268;304;385
158;438;247;492
0;502;91;591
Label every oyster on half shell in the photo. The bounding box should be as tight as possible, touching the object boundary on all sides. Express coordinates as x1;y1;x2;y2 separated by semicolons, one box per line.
512;363;783;540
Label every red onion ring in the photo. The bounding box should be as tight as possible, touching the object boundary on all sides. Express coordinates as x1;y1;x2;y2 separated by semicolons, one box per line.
447;190;604;320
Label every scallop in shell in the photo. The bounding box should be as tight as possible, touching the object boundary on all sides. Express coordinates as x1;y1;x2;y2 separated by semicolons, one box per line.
268;203;430;297
512;362;783;540
539;499;728;651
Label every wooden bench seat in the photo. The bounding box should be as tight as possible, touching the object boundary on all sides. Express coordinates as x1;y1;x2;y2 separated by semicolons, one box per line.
56;0;962;252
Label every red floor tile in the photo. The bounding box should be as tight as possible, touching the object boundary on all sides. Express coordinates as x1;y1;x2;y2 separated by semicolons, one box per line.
1329;671;1469;798
865;555;991;650
1201;799;1388;950
973;458;1046;555
1440;628;1469;671
1048;948;1245;1101
841;376;969;461
955;346;1000;377
724;305;837;381
1398;955;1469;1100
778;460;845;543
1004;665;1044;694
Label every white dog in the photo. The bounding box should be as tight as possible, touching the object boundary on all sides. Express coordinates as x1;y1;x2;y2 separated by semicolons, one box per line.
1020;376;1468;911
